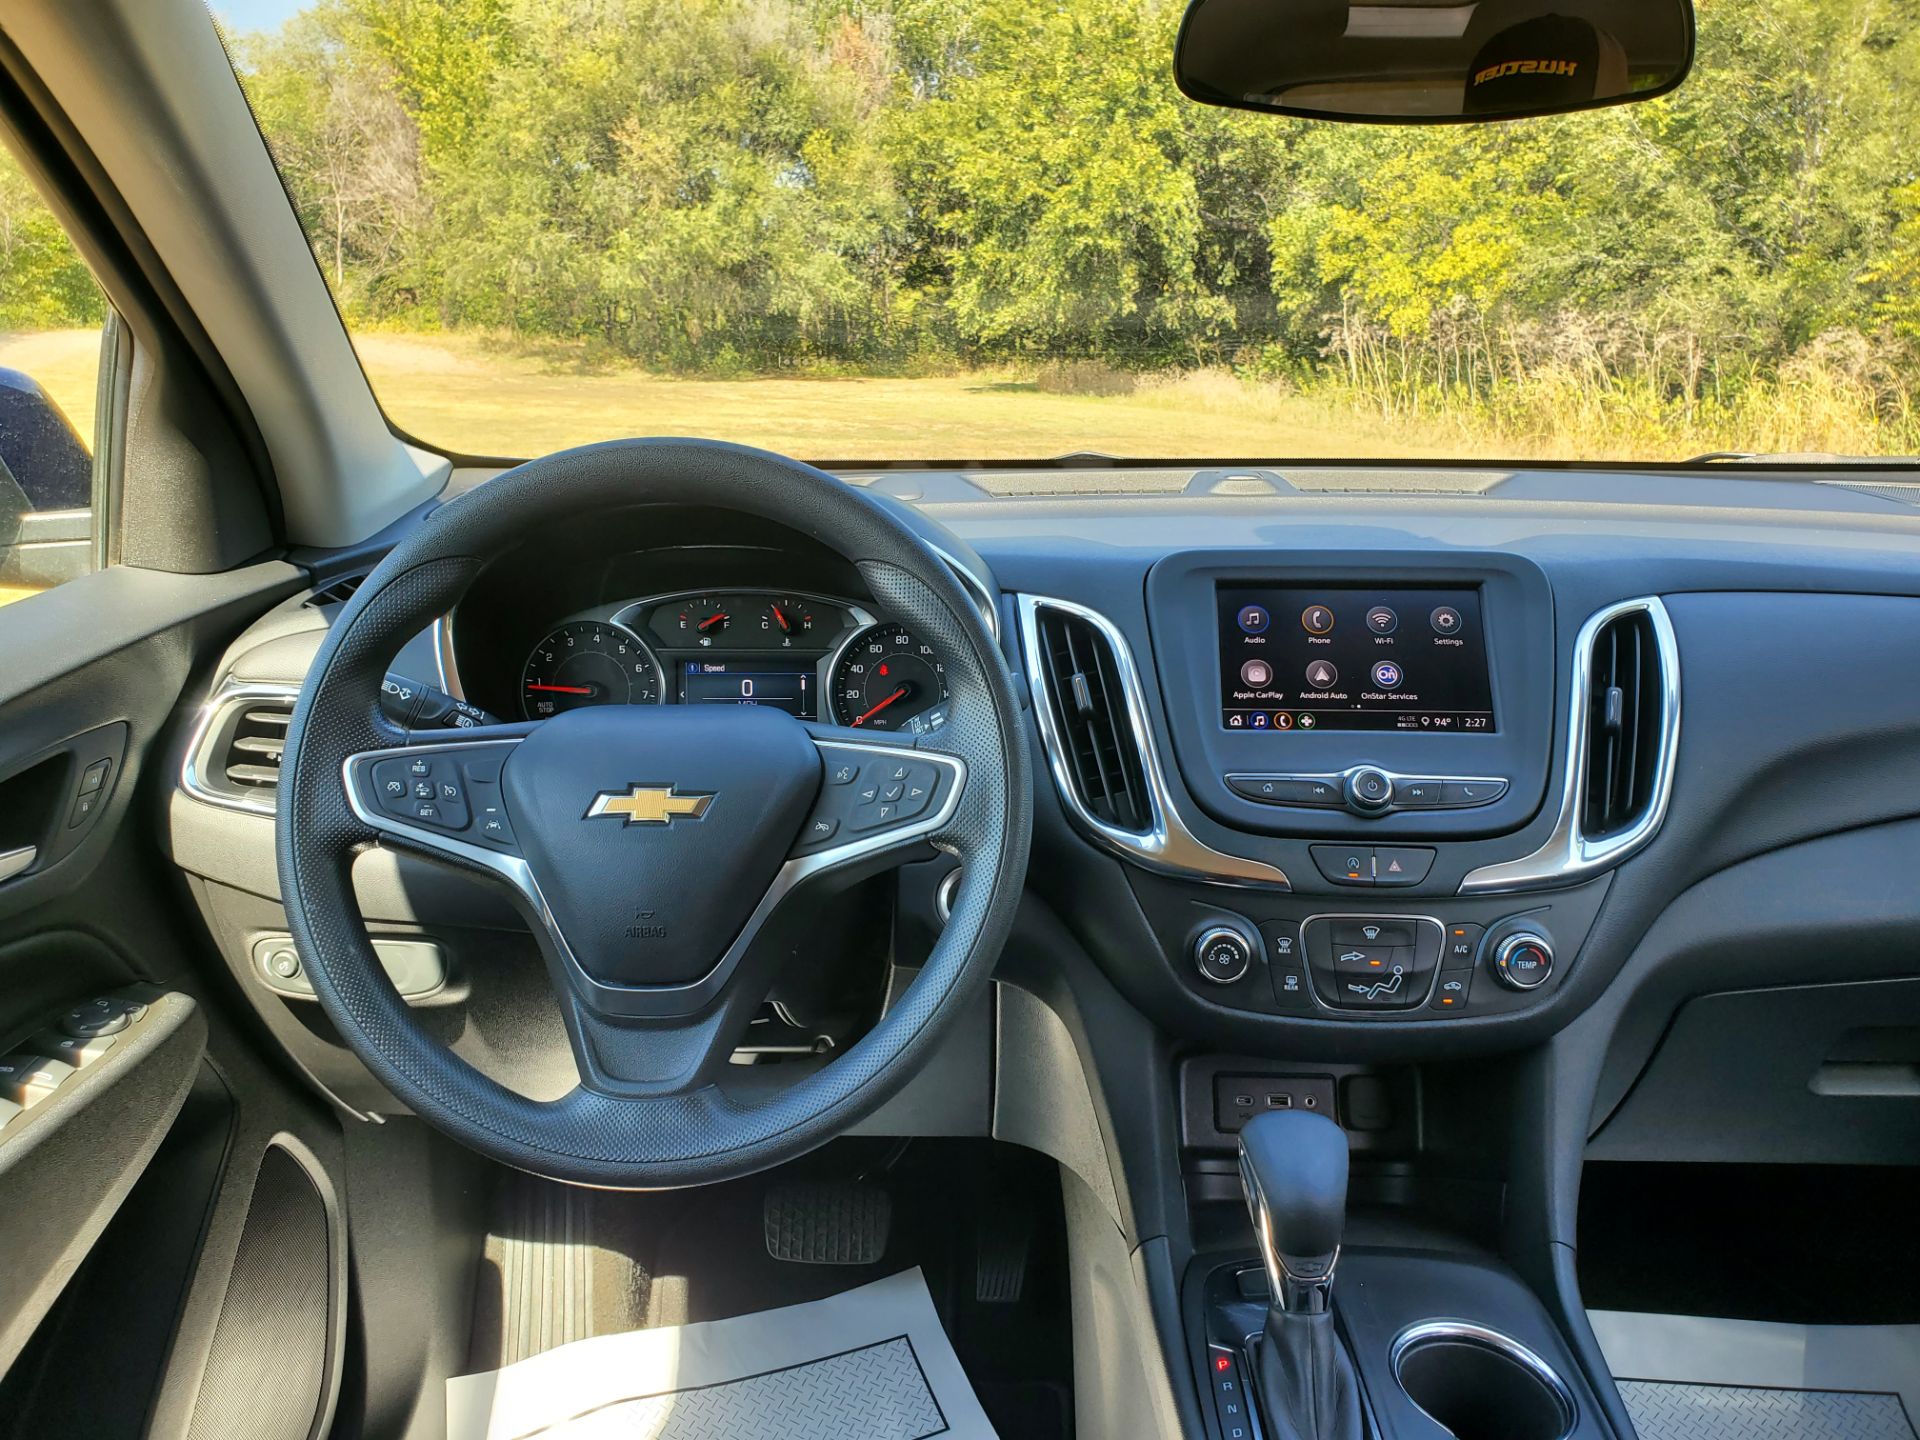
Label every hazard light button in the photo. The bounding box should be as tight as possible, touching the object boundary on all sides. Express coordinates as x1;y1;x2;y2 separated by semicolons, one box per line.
1372;847;1434;887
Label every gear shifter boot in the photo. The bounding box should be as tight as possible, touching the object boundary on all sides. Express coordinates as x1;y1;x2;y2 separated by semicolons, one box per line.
1238;1111;1364;1440
1256;1307;1363;1440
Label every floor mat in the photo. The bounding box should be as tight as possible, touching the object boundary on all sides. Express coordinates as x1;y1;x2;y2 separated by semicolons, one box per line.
1590;1310;1920;1440
1614;1381;1915;1440
448;1268;1000;1440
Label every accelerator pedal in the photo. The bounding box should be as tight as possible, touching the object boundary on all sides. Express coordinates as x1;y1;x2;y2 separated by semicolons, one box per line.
763;1181;891;1265
975;1206;1033;1303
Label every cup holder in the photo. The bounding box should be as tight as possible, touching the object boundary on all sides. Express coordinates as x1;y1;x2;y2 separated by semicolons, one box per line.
1391;1322;1576;1440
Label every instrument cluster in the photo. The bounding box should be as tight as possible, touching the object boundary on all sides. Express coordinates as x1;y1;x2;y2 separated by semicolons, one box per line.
517;589;950;734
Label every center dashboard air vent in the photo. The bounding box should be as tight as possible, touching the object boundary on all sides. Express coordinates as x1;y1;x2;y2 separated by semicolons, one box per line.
1582;607;1664;840
1029;603;1151;833
183;686;299;813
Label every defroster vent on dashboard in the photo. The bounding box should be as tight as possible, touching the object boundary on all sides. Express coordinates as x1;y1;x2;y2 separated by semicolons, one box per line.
1033;606;1151;832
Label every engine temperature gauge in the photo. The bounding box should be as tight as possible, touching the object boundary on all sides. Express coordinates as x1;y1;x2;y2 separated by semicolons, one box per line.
759;597;816;645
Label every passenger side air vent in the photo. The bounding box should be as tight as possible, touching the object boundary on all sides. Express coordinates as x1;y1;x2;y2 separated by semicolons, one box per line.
1582;608;1663;840
1032;605;1151;832
303;573;366;608
221;701;294;794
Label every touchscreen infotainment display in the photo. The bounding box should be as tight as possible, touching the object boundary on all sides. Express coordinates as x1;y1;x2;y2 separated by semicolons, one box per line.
1218;585;1495;733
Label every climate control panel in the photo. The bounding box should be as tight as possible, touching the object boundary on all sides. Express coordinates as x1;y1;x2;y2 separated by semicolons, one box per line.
1126;868;1607;1026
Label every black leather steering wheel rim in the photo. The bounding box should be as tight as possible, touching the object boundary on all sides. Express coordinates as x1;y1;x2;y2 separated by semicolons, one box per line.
275;439;1031;1187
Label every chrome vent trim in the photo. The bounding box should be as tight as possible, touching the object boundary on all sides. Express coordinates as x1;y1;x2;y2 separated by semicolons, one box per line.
180;680;302;816
1460;596;1679;894
1017;594;1289;889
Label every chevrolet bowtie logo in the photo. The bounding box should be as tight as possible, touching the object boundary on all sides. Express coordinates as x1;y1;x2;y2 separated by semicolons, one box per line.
586;785;715;826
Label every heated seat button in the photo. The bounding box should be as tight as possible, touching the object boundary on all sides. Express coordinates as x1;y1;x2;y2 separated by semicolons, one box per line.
1310;845;1374;886
1372;847;1434;886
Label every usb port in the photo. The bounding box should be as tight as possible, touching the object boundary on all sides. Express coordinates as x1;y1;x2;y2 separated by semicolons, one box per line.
1266;1093;1293;1109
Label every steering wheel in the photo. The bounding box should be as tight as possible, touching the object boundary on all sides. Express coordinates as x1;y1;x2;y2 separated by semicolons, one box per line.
275;440;1031;1187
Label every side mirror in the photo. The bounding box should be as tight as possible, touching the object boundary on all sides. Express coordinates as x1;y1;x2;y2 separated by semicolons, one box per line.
0;367;91;513
1174;0;1695;123
0;366;94;595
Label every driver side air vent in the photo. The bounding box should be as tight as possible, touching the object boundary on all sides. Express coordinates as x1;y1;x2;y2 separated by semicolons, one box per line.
1582;608;1663;839
183;685;301;813
221;701;294;794
1033;606;1150;832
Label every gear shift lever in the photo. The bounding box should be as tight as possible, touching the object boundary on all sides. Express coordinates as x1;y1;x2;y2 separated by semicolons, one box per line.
1238;1111;1363;1440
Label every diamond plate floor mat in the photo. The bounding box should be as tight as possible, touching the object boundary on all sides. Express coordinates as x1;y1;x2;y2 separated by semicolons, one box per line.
1616;1381;1916;1440
1591;1311;1920;1440
448;1267;999;1440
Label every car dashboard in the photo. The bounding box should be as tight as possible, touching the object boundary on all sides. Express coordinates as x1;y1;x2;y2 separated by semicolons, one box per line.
164;463;1920;1157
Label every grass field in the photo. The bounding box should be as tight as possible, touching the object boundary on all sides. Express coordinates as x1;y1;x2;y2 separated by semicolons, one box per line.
1;327;1466;465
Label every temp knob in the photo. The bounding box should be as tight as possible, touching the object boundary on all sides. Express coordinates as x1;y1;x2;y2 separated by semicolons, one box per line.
1492;933;1555;990
1195;926;1255;985
1345;767;1394;814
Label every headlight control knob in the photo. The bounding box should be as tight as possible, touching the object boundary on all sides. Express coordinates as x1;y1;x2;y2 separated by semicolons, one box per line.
1195;925;1255;985
1492;932;1555;990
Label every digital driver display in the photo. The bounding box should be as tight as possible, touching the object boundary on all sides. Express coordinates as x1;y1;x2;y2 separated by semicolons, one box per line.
1218;585;1495;733
679;658;816;717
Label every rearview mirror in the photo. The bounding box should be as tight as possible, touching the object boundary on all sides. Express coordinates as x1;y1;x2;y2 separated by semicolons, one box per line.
1174;0;1695;123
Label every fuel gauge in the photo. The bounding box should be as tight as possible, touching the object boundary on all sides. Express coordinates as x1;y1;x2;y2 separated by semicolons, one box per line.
675;597;732;644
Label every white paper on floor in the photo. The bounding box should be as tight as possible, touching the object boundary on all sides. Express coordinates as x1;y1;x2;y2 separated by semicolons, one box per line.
446;1266;1001;1440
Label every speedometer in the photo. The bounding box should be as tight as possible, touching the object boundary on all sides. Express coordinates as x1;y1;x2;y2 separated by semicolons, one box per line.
830;622;949;732
520;622;662;719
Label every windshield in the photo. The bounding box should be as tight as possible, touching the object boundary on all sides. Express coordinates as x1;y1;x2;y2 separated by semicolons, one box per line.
213;0;1919;467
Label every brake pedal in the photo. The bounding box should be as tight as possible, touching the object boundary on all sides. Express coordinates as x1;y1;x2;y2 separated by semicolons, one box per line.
763;1181;891;1265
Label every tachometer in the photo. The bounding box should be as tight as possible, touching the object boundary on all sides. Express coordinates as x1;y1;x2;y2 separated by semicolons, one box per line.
520;622;662;718
830;622;950;732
